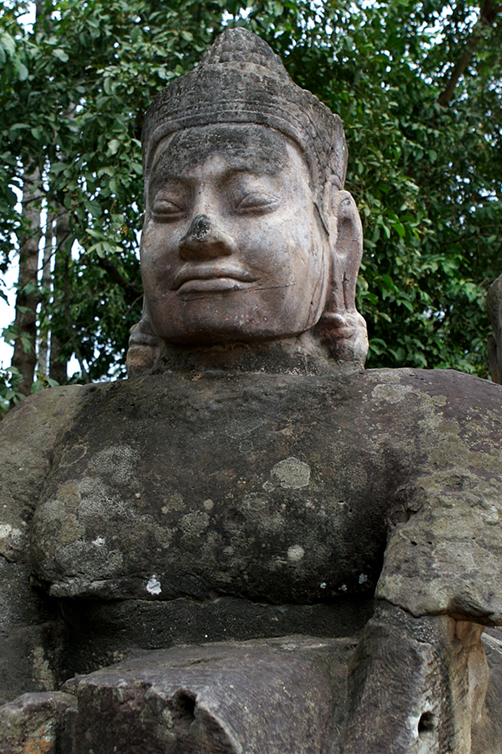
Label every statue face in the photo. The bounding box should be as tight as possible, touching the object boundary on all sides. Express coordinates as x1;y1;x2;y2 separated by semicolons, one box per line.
141;125;330;346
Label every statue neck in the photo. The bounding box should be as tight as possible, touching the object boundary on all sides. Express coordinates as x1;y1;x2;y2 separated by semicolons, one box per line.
152;333;340;376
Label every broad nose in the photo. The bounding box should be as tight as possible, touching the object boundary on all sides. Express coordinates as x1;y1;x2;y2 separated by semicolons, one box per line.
178;214;237;260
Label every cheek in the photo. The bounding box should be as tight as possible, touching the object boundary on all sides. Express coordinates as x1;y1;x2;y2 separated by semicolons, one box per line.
140;224;177;287
285;215;329;322
276;215;324;285
241;217;311;281
141;223;161;264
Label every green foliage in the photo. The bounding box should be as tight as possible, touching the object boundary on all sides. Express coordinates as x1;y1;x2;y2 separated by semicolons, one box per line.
0;365;24;413
0;0;501;392
0;363;59;415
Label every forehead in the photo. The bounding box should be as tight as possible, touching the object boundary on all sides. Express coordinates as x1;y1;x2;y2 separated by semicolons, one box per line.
148;124;305;185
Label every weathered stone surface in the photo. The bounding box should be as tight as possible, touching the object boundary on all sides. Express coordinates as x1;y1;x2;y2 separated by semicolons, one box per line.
2;630;502;753
0;691;76;754
342;604;491;753
61;637;346;754
136;27;368;372
0;385;87;564
2;361;502;747
0;386;89;705
0;559;64;705
28;367;502;626
142;27;347;221
375;371;502;623
2;26;502;752
55;594;373;681
32;369;393;603
472;627;502;754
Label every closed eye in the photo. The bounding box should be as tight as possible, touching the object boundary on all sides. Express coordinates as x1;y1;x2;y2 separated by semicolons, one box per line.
151;199;186;221
235;193;279;214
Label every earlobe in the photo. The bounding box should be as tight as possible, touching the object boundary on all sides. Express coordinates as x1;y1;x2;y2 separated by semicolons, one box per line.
323;186;363;314
316;184;368;368
126;298;165;377
488;333;500;384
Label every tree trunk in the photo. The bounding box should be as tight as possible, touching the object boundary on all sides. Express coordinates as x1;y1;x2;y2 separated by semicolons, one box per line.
49;331;67;385
37;210;53;377
11;168;42;397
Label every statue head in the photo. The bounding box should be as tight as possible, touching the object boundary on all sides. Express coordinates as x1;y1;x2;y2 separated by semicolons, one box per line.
127;28;368;374
487;275;502;384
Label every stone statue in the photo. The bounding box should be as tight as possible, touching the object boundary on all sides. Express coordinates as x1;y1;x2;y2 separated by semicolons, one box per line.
1;28;502;754
487;275;502;384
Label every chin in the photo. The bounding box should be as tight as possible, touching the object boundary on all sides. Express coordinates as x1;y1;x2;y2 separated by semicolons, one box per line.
162;326;284;348
149;295;320;347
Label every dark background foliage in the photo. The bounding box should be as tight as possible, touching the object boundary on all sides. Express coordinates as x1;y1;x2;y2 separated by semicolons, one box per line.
0;0;501;411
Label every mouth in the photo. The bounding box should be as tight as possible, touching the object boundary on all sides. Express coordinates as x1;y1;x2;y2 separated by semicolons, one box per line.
173;266;255;293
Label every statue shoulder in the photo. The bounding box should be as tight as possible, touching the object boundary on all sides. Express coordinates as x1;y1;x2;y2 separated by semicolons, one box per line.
361;366;502;414
1;384;91;444
0;385;92;563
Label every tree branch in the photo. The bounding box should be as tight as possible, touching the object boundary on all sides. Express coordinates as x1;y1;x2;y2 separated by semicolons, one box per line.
438;0;501;106
95;256;142;307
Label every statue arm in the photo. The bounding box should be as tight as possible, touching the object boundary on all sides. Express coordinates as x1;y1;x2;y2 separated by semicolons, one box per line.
342;373;502;751
376;469;502;626
343;487;500;752
0;387;88;704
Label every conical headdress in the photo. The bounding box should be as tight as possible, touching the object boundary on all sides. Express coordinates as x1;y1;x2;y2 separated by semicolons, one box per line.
142;28;347;203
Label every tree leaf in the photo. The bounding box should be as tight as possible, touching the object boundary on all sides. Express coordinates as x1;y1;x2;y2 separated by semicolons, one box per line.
52;48;69;62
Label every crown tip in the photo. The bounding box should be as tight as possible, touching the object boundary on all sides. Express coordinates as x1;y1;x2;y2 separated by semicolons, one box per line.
200;27;286;76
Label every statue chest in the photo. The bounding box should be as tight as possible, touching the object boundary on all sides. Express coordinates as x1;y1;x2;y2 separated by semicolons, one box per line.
31;372;405;604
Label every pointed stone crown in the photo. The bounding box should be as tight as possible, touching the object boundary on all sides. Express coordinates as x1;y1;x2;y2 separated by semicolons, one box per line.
142;28;347;203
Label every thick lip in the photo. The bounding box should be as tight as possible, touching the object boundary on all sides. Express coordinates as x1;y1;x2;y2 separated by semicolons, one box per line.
173;265;255;291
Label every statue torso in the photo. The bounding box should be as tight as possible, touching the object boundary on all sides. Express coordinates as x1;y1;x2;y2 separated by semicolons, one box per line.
32;367;502;619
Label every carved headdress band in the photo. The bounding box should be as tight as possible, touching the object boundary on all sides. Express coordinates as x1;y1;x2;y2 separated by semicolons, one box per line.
142;28;347;203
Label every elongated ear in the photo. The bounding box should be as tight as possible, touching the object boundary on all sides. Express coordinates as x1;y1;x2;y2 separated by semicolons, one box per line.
323;185;363;313
315;182;368;368
126;298;165;377
488;332;501;384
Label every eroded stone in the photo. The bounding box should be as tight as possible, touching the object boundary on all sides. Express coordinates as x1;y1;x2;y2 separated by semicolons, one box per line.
62;638;341;754
0;691;76;754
